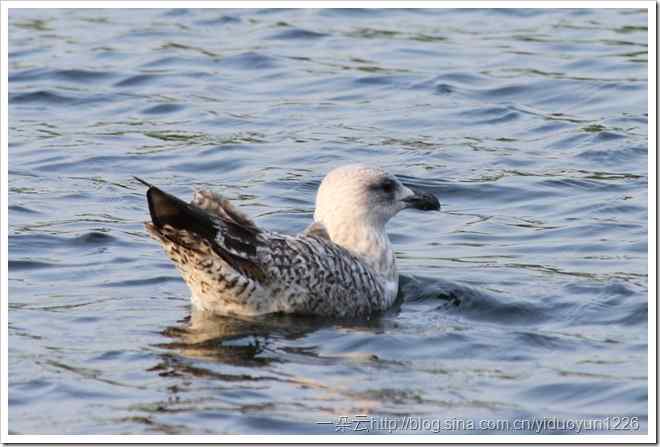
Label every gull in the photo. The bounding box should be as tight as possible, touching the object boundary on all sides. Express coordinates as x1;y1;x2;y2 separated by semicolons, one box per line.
136;165;440;318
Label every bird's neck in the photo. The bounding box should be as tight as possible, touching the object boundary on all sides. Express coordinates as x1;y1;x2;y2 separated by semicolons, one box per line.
328;223;397;279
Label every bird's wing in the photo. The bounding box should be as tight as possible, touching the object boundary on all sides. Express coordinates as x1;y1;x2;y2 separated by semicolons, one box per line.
259;231;385;316
144;184;268;284
190;189;263;258
191;189;258;231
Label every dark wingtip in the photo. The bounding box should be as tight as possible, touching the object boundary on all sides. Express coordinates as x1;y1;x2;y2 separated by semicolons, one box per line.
145;187;169;228
141;182;219;242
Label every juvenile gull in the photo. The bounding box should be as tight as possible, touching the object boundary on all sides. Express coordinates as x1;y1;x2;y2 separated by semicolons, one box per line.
138;165;440;318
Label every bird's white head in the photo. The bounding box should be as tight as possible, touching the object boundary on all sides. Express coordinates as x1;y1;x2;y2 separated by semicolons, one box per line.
313;164;440;252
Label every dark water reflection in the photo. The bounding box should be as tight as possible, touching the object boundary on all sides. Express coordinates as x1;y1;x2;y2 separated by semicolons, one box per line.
8;7;648;435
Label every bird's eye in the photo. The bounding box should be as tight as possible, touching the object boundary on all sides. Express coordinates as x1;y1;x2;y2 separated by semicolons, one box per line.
382;179;395;194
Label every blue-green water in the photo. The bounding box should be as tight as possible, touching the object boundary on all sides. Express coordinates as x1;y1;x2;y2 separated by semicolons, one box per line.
8;8;648;435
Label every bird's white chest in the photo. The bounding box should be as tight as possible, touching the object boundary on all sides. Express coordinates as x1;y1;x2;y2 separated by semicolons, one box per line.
331;225;398;280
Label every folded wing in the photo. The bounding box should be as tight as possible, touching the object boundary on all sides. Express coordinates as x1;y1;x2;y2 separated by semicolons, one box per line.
144;184;268;284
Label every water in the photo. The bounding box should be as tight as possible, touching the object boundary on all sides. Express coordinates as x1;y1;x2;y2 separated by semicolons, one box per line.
7;8;649;435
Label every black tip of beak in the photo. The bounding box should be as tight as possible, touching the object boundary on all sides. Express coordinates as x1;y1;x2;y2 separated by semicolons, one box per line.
403;188;441;211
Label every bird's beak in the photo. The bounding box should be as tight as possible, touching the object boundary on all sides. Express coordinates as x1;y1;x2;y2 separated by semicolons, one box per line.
402;186;441;211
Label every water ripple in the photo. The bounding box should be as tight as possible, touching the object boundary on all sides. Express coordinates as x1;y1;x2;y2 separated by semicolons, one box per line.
8;7;648;435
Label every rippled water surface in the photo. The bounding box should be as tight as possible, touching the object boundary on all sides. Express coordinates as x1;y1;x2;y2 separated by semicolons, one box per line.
8;8;649;435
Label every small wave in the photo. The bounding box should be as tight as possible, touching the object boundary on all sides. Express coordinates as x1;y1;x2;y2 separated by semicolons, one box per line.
10;90;109;107
9;260;57;271
400;275;552;325
9;232;126;253
72;232;117;245
194;15;241;26
52;69;116;83
100;276;181;288
577;144;647;165
176;157;244;174
352;75;416;88
218;52;278;70
8;205;39;214
513;331;577;350
10;90;76;105
269;28;328;40
114;74;162;87
142;104;185;115
564;281;648;327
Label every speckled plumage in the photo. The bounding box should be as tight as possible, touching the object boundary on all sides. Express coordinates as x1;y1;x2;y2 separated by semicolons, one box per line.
141;165;440;318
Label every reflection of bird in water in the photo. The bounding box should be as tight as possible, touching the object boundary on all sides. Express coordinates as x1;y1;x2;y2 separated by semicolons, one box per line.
149;307;407;426
137;164;440;318
153;308;393;399
157;307;330;365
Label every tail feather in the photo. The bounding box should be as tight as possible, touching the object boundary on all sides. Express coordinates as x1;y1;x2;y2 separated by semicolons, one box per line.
137;179;268;284
145;185;218;243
